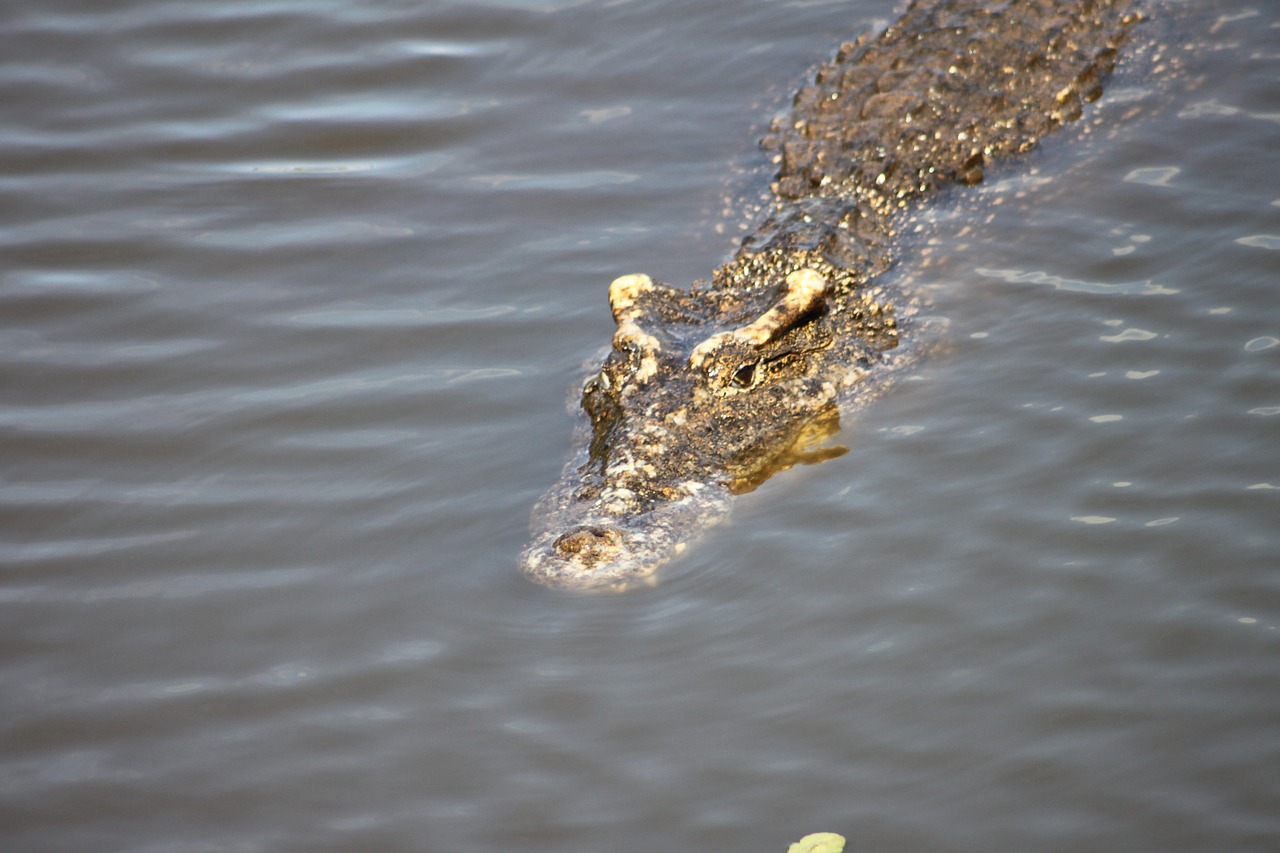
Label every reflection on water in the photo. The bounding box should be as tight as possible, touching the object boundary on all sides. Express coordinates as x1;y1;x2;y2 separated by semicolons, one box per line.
730;405;848;495
2;0;1278;851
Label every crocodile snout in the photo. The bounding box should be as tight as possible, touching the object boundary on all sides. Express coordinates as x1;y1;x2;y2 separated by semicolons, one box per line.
521;483;730;591
552;525;624;567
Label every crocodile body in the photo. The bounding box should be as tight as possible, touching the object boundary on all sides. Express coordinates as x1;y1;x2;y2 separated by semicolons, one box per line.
522;0;1142;591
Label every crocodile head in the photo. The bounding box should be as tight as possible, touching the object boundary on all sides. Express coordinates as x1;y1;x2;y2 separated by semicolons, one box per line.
520;267;891;592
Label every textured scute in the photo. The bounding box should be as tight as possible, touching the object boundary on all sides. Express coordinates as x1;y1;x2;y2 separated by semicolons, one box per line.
766;0;1138;213
521;0;1141;590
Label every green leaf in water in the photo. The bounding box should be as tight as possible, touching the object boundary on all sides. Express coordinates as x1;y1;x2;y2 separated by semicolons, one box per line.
787;832;846;853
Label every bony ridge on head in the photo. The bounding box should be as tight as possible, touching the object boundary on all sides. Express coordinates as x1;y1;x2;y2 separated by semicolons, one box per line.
608;273;663;385
688;267;829;383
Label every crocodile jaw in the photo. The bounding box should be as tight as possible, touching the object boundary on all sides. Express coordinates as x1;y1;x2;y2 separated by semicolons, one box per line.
519;481;732;592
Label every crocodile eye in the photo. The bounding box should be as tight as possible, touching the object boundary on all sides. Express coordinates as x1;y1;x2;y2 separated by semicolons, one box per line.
730;362;757;389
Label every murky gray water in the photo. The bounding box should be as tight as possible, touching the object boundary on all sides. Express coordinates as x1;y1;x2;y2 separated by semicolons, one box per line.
3;1;1278;851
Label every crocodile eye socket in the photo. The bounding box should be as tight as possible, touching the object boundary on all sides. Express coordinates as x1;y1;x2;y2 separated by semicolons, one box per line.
730;362;758;389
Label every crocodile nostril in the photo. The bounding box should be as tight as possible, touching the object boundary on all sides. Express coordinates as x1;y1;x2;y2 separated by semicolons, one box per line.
553;525;623;566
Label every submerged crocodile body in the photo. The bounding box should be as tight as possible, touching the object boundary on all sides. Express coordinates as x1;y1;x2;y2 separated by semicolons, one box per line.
522;0;1142;591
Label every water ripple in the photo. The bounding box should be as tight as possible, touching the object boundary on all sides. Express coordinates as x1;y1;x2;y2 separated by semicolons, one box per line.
975;267;1178;295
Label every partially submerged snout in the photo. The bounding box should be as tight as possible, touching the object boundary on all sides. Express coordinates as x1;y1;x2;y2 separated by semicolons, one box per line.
521;522;659;593
519;483;733;592
552;525;624;565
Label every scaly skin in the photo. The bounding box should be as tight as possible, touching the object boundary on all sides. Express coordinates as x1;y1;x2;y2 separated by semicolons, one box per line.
521;0;1142;591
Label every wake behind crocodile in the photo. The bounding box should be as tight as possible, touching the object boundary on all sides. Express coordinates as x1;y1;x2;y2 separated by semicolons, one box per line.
521;0;1144;591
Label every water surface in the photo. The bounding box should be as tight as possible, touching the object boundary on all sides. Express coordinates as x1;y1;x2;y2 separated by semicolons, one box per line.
3;1;1278;851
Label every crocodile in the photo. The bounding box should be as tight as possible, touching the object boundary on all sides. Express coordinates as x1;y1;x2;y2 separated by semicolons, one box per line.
521;0;1143;591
